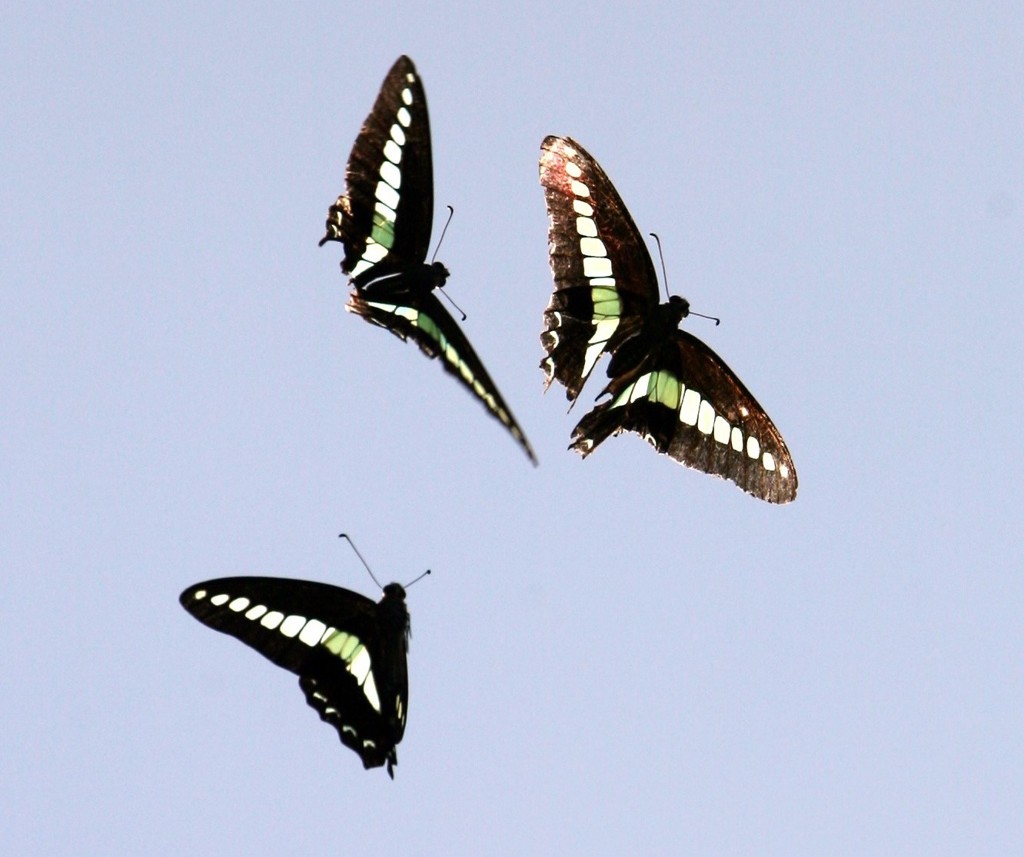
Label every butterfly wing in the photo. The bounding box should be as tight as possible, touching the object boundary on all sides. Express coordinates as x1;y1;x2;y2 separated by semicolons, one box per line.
572;332;798;503
180;577;409;776
320;55;433;281
538;135;660;401
348;288;537;463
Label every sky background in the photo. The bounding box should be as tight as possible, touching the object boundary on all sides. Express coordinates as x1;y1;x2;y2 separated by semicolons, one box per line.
3;3;1023;855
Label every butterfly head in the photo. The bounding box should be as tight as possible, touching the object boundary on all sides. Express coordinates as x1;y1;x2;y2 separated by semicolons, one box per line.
651;294;691;333
667;294;691;318
429;261;450;288
382;582;407;601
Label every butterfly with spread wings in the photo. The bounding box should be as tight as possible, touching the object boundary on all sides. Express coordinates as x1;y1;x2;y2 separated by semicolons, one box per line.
538;135;797;503
320;55;536;464
181;576;410;777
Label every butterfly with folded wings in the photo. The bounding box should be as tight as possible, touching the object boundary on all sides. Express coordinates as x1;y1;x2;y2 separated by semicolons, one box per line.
181;576;410;777
320;56;535;464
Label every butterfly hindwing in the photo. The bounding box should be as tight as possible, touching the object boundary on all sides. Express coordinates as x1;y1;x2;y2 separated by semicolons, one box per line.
348;289;536;457
320;56;536;464
572;331;798;503
180;577;409;777
538;135;798;503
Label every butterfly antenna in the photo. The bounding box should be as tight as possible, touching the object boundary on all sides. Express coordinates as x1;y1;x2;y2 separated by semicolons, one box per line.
431;205;467;320
691;309;721;326
650;232;720;325
649;232;672;300
404;568;432;589
437;286;467;321
430;205;455;264
338;533;384;590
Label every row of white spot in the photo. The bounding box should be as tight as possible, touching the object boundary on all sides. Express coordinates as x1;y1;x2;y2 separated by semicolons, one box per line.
364;300;516;432
614;371;784;474
196;589;382;712
351;76;417;279
562;159;624;380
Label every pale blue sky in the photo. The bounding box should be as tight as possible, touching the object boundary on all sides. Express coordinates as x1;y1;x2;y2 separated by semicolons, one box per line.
3;3;1022;855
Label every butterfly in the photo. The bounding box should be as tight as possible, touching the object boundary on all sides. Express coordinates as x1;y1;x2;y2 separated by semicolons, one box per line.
538;136;797;503
180;576;410;777
319;55;536;464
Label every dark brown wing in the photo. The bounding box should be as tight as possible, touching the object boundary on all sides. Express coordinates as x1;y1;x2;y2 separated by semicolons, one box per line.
320;55;433;280
538;136;660;400
571;332;798;503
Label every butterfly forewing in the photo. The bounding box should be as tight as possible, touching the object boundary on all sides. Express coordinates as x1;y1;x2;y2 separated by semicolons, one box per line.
320;55;433;281
539;135;659;400
538;135;798;503
180;577;409;777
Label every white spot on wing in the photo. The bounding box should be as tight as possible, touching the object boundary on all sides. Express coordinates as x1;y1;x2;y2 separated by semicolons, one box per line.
582;318;618;377
193;589;208;600
762;452;776;471
566;161;582;178
279;614;306;638
390;123;406;146
679;388;700;425
210;593;229;607
348;647;372;684
731;427;743;451
582;256;612;278
375;180;399;211
572;199;594;217
351;241;389;278
697;400;715;434
228;597;250;612
401;86;413;106
245;603;268;621
362;670;381;712
383;139;402;163
379;160;401;189
260;611;284;630
366;301;418;323
713;415;731;444
746;436;760;459
630;372;653;403
570;179;590;197
576;216;597;237
397;106;412;127
298;619;327;647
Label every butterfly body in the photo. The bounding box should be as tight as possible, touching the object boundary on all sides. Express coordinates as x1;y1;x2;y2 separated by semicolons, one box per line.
321;56;535;463
181;577;410;777
539;135;797;503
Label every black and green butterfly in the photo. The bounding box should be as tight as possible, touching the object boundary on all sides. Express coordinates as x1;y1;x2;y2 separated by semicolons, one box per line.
538;136;797;503
320;56;535;464
180;576;410;777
